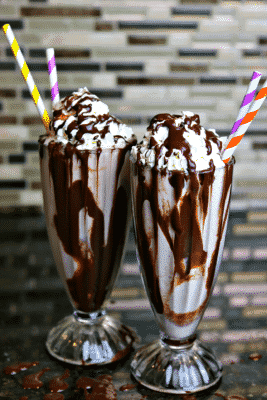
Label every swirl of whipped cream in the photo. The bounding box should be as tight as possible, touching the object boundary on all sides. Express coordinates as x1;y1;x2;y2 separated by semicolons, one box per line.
51;87;135;149
131;111;226;172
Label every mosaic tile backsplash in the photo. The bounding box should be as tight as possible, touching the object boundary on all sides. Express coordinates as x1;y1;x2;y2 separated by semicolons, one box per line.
1;0;267;383
0;1;267;206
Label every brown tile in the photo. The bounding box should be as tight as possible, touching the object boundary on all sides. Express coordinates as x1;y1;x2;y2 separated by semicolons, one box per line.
259;37;267;45
0;116;17;124
0;156;3;164
55;49;91;58
21;7;101;17
118;77;195;85
128;36;167;45
23;116;43;125
95;22;113;31
0;89;16;98
170;63;208;73
31;182;42;190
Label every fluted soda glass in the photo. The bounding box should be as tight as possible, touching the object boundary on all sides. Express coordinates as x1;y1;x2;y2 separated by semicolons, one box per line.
39;136;135;365
130;158;234;393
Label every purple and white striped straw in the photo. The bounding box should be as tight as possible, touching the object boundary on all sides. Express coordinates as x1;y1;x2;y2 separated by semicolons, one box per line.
229;70;262;137
46;48;60;106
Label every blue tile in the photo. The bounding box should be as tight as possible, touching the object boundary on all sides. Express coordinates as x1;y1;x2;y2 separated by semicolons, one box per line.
0;20;23;30
119;21;198;30
8;154;26;164
0;180;26;189
0;62;16;71
171;7;212;16
179;49;217;57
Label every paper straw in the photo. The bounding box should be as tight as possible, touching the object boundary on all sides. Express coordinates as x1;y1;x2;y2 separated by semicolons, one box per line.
229;71;262;137
46;48;60;106
222;78;267;163
2;24;50;132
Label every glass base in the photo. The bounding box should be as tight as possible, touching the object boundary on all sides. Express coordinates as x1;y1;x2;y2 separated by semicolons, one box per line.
46;310;135;365
131;338;223;394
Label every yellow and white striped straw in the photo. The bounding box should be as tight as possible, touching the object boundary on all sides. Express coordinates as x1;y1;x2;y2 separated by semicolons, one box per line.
2;24;50;133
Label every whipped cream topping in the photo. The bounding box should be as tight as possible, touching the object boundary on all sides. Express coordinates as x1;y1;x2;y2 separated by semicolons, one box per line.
131;111;226;172
50;87;136;149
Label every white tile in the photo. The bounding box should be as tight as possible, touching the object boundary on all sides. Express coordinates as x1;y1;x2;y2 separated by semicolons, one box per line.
251;296;267;306
0;166;22;180
238;3;267;19
91;73;116;88
203;307;221;319
245;19;267;33
146;5;170;19
224;283;267;296
122;263;139;275
20;190;43;206
168;32;191;47
0;125;29;141
229;296;249;307
216;100;238;116
222;329;267;342
124;86;168;102
145;59;169;75
200;16;239;34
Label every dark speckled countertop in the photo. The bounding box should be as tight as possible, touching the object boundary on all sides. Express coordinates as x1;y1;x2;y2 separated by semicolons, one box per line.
1;206;267;399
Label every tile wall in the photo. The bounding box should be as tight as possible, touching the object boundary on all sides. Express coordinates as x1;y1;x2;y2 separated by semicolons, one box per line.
0;0;267;207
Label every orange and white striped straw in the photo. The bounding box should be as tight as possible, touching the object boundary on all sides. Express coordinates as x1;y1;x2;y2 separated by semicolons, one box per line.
2;24;50;133
222;77;267;163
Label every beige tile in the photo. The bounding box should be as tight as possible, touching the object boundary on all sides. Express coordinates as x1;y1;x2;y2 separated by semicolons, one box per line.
198;319;227;331
23;168;41;181
0;5;18;15
18;33;41;45
231;272;267;282
6;101;26;113
0;191;20;207
28;18;72;31
0;125;29;141
42;32;127;47
243;306;267;318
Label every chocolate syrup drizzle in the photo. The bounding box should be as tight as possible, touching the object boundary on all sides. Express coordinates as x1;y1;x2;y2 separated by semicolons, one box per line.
132;157;234;326
141;113;222;172
39;138;134;312
52;89;125;145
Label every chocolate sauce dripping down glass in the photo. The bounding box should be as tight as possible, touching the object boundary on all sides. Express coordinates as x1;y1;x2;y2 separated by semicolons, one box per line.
130;116;235;394
39;96;136;365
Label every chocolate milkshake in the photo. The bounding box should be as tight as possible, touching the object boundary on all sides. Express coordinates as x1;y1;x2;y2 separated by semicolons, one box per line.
130;111;234;393
39;88;137;364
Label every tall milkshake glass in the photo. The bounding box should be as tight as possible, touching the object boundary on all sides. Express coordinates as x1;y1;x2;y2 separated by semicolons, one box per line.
39;88;137;365
130;112;235;393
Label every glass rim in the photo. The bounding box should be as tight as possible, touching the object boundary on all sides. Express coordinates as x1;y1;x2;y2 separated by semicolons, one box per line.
130;155;235;174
